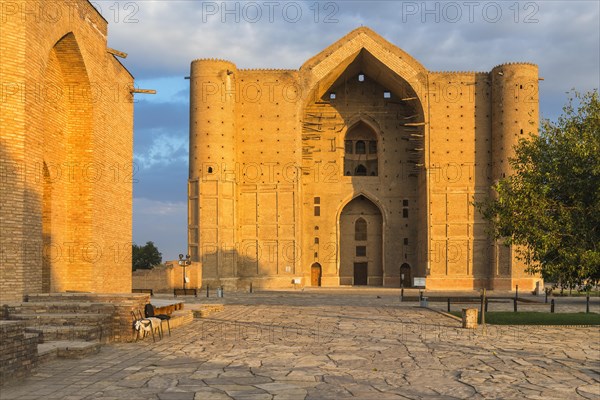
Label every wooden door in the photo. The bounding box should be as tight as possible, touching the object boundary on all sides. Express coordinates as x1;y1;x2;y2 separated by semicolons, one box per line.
311;264;322;286
400;264;412;288
353;262;368;285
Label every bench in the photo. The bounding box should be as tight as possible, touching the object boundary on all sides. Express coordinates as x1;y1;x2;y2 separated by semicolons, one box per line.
174;288;198;297
132;288;154;296
151;299;185;315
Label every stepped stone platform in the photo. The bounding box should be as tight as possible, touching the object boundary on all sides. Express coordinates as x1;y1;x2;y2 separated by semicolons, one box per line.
38;341;102;359
185;303;225;318
1;292;194;385
21;293;151;342
1;293;198;385
0;321;38;386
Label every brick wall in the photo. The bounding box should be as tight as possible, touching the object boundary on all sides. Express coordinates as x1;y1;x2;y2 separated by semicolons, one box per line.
132;262;202;293
0;321;38;385
0;0;134;302
26;293;150;342
188;27;541;290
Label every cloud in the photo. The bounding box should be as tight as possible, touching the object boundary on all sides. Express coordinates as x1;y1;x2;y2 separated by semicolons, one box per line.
133;197;187;261
134;77;189;104
107;1;598;96
98;0;599;258
134;130;187;170
134;100;188;132
134;197;185;216
133;157;188;202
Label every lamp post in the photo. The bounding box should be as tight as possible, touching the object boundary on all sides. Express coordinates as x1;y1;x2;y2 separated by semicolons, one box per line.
178;253;191;290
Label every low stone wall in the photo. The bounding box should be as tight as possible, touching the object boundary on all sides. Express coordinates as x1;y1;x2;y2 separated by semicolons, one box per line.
25;293;150;342
169;310;194;329
133;262;202;293
0;321;38;385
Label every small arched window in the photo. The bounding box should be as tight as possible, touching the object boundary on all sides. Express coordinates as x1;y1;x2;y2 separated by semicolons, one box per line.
344;121;378;177
355;141;366;154
355;218;367;241
345;140;353;154
369;141;377;154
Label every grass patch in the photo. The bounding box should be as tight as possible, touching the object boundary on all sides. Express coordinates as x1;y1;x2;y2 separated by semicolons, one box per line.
448;311;600;325
550;290;600;297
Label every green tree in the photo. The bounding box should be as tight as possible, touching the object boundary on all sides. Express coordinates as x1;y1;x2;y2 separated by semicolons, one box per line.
132;241;162;271
476;90;600;289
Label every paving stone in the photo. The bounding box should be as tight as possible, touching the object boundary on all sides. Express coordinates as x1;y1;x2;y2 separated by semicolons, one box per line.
193;387;232;400
157;393;195;400
255;382;305;394
146;376;178;389
3;291;599;399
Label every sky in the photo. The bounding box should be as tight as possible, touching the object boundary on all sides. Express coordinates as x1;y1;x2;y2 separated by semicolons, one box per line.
94;0;600;262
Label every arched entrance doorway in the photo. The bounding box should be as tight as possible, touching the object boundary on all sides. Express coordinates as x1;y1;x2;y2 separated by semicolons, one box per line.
310;263;322;287
400;263;412;288
339;195;383;286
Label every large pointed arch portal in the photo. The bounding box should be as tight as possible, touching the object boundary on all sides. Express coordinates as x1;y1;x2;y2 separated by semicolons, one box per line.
339;195;383;286
42;32;93;292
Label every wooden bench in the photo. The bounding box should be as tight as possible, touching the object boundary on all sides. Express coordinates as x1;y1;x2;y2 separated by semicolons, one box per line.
151;300;185;316
173;288;198;297
132;288;154;296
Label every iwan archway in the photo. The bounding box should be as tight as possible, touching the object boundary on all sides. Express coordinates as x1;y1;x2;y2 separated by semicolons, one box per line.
339;195;383;286
42;32;93;293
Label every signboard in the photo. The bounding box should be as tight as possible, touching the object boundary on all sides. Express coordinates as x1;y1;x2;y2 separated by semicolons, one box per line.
413;277;426;288
293;278;302;284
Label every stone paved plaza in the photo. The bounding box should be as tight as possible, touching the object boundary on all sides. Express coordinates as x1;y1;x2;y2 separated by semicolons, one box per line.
1;290;599;400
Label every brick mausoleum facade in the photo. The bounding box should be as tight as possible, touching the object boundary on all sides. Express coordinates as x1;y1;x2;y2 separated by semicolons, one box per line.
188;27;542;291
0;0;134;302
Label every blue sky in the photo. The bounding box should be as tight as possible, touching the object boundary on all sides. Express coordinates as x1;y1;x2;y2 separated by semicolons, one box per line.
96;1;599;261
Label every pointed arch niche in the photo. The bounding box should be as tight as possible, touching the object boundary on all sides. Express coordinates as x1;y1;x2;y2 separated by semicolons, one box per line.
344;121;378;177
339;195;383;286
41;32;93;292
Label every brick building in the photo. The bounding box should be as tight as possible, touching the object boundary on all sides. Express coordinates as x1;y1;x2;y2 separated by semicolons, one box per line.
1;0;134;302
189;27;542;291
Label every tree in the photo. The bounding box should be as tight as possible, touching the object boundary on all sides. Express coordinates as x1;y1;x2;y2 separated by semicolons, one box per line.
476;90;600;289
132;241;162;271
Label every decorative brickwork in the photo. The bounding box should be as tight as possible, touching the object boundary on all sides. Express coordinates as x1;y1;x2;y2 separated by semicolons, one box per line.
189;27;542;291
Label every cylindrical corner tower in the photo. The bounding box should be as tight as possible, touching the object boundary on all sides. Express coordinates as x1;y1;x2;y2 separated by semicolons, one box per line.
190;59;237;180
490;63;540;291
188;59;238;282
491;63;539;181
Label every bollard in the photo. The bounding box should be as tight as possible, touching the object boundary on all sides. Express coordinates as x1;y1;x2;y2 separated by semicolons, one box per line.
551;299;555;313
462;308;478;329
513;298;518;312
586;294;590;314
221;286;224;297
206;284;210;298
545;289;548;303
447;298;451;313
250;282;253;294
515;284;519;300
480;289;486;326
400;287;404;302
